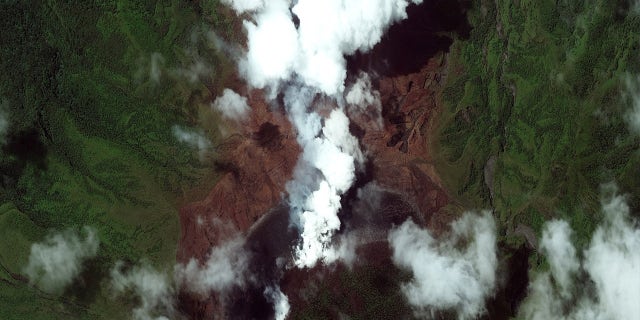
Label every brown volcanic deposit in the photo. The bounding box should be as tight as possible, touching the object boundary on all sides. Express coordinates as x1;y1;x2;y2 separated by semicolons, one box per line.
360;54;450;230
178;89;300;263
175;1;475;317
176;55;451;319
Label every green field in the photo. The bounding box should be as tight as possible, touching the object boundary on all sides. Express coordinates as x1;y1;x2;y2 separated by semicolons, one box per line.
0;1;233;318
433;0;640;249
2;0;640;319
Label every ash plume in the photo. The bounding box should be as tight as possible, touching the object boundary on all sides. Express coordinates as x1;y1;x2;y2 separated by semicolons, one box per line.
222;0;424;270
519;184;640;320
388;211;498;319
23;227;99;294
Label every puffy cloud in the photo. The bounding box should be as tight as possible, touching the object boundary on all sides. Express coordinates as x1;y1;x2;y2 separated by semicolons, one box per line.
23;227;99;294
174;235;249;294
323;233;358;268
519;185;640;320
112;234;250;320
538;220;579;298
292;0;423;94
221;0;265;14
388;211;497;319
345;72;383;126
264;285;290;320
322;109;365;165
111;263;175;320
345;73;381;108
0;99;8;143
149;52;165;83
171;57;212;84
624;74;640;134
212;89;251;122
223;0;423;269
172;125;212;156
294;181;343;268
240;0;299;90
238;0;423;95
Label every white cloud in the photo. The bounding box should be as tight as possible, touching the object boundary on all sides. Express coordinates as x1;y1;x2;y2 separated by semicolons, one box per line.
149;52;165;83
223;0;423;269
322;109;365;165
264;285;290;320
624;74;640;134
388;211;497;319
110;232;250;320
171;55;212;85
323;233;358;268
212;88;251;122
294;181;343;268
519;184;640;320
23;227;99;294
538;220;579;298
240;0;299;90
111;263;174;320
293;0;423;95
345;73;383;127
172;125;212;155
0;99;8;143
221;0;265;14
174;234;249;294
238;0;423;95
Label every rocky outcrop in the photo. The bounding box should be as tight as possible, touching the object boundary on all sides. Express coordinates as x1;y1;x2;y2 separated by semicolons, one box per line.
354;54;450;230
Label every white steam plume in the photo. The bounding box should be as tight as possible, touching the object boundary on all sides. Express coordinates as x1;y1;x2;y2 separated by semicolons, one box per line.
23;227;99;294
111;263;175;320
520;184;640;320
388;211;498;319
174;234;249;294
212;88;251;122
223;0;423;269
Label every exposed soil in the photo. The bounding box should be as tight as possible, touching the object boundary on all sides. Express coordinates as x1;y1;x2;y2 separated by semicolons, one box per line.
176;60;452;319
177;86;300;264
175;1;474;318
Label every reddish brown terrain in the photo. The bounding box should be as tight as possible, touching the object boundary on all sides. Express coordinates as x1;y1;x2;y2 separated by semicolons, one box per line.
174;1;475;316
177;89;301;263
175;52;452;318
364;54;451;230
176;87;301;318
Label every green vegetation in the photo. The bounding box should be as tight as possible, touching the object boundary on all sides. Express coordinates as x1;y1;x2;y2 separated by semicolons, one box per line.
0;0;234;318
434;1;640;250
